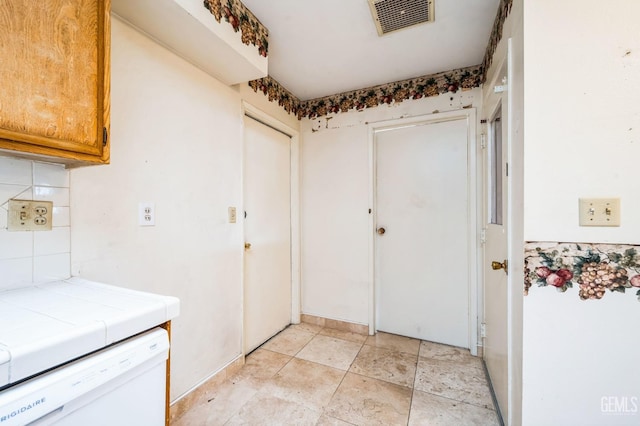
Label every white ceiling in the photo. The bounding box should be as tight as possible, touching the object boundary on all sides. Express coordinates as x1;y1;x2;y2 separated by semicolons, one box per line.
241;0;500;101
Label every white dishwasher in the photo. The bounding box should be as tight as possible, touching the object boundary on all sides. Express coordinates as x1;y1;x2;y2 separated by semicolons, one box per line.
0;327;169;426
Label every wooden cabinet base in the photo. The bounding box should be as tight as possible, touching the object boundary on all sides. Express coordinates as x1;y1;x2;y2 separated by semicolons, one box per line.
160;321;172;426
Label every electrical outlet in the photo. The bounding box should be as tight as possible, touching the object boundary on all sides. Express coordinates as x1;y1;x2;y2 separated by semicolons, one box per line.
228;207;237;223
579;198;620;227
7;199;53;231
139;202;155;226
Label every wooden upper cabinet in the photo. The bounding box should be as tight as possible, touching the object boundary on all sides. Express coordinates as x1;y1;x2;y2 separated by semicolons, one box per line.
0;0;110;165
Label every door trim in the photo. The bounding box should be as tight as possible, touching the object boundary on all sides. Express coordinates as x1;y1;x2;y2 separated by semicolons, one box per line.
241;102;301;349
367;109;479;354
482;37;524;425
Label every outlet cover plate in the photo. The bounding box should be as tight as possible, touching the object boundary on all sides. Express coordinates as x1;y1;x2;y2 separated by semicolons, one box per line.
579;198;620;227
7;199;53;231
139;202;155;226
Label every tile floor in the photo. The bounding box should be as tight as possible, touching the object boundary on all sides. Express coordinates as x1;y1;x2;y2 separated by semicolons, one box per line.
173;324;500;425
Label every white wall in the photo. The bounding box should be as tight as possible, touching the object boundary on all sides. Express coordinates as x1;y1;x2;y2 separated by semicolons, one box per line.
300;90;481;325
523;269;640;426
70;17;298;402
523;0;640;244
521;1;640;425
0;157;71;288
173;0;267;74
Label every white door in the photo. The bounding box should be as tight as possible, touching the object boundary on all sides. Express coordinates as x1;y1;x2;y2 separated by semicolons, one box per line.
375;118;470;348
243;116;292;353
483;63;510;419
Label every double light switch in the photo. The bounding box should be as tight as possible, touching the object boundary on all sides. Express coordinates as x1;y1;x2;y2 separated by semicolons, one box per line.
579;198;620;227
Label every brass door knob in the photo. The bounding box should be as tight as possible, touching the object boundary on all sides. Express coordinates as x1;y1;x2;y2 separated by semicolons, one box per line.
491;259;508;274
377;227;386;235
244;242;252;250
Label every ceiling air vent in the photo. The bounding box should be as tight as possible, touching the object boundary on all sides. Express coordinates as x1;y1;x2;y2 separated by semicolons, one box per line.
368;0;434;36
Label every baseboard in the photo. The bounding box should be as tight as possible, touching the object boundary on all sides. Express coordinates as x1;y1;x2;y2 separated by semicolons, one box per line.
169;355;244;423
300;313;369;335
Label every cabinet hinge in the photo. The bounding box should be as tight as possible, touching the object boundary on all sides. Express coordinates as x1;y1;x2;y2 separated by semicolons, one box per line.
103;127;108;147
480;228;487;245
481;323;487;338
480;134;487;149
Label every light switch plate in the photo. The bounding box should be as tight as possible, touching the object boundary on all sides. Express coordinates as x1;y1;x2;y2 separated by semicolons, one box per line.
228;207;237;224
579;198;620;227
7;199;53;231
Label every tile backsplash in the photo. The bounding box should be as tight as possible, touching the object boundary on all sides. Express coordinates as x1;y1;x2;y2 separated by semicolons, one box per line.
0;156;70;289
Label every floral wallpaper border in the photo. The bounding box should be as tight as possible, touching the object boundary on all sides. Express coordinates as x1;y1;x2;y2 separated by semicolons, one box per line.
203;0;269;57
481;0;513;83
248;77;301;117
525;242;640;302
245;0;514;119
248;65;482;120
297;65;482;119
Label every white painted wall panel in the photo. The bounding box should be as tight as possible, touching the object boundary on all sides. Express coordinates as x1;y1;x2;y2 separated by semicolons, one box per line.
521;1;640;425
300;90;481;326
71;18;245;401
523;0;640;244
301;125;370;324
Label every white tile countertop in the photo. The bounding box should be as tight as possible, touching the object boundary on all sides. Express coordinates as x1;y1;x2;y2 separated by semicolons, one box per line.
0;277;179;388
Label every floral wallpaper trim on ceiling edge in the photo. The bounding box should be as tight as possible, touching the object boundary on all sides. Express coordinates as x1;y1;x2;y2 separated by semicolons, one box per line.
248;65;482;120
481;0;513;83
525;242;640;302
203;0;269;57
297;65;482;119
248;77;301;117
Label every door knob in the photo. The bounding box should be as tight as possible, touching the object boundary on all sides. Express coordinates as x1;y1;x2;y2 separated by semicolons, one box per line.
491;259;508;274
244;242;252;250
377;227;386;235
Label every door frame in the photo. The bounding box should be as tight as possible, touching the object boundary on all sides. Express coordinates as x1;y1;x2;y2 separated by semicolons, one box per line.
482;53;508;421
241;102;301;351
367;109;479;355
482;37;524;425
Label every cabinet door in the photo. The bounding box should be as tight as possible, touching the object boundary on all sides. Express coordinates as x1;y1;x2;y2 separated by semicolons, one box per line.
0;0;110;164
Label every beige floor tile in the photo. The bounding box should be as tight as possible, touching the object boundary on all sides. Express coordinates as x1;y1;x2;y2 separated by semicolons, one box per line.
419;340;477;362
365;331;421;355
176;326;498;425
261;326;316;356
325;373;412;426
225;393;322;425
349;345;417;388
408;390;500;426
319;327;368;344
262;358;346;411
193;376;265;426
296;335;363;370
233;348;292;382
414;356;494;409
315;414;357;425
172;402;211;426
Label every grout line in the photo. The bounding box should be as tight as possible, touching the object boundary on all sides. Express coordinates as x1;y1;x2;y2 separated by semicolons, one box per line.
406;340;424;425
